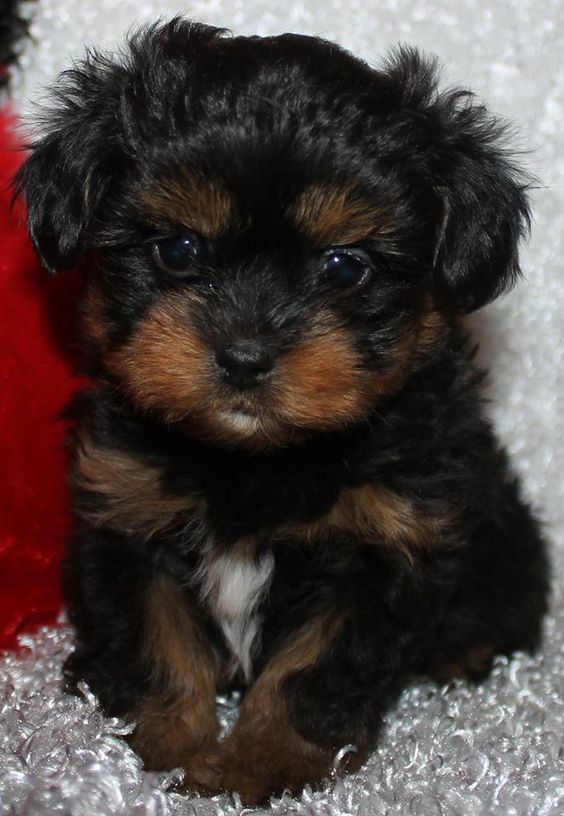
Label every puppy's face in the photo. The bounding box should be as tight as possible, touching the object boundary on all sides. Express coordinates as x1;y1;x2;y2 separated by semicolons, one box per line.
93;128;440;448
17;21;529;448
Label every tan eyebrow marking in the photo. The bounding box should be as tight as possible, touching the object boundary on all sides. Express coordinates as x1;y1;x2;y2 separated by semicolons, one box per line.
291;184;395;247
143;171;234;237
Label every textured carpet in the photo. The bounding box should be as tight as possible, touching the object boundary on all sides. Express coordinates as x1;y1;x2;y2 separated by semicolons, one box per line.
1;593;563;815
3;0;564;813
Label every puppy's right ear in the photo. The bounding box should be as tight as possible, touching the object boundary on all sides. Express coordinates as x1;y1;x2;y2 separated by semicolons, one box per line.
14;54;122;273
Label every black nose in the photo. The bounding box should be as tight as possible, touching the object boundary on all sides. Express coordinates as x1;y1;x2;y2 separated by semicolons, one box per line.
215;340;275;390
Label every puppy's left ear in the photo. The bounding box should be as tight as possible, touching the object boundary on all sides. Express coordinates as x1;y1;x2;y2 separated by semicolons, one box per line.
429;88;531;312
13;55;121;273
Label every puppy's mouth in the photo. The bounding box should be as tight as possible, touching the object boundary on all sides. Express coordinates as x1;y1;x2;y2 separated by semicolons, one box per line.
220;398;261;422
187;391;287;449
215;394;271;434
219;409;263;432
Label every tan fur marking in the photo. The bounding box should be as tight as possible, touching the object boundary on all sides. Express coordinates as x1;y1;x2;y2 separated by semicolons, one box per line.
107;293;215;424
105;293;282;448
292;184;394;247
74;435;203;537
275;318;368;428
108;300;380;448
132;575;219;772
82;284;108;349
144;575;216;695
417;302;448;355
363;304;449;403
274;313;424;431
212;613;359;804
287;483;446;556
144;172;233;237
276;299;448;432
106;292;446;451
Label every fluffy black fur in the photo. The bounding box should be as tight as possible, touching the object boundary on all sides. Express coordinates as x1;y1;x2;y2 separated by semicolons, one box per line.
16;19;548;804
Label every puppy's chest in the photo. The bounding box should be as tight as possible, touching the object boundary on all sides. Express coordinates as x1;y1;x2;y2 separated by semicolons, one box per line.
196;543;274;681
202;463;340;538
76;435;442;558
76;435;442;672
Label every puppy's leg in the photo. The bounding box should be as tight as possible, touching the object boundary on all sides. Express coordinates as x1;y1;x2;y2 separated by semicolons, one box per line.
430;470;549;683
130;573;221;789
213;588;420;805
64;528;221;791
213;615;345;805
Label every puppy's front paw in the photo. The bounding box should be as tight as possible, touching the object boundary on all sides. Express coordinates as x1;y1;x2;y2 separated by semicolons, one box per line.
214;737;335;806
178;748;225;797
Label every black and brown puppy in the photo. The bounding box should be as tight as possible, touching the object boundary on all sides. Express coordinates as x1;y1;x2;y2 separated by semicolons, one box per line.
16;19;549;804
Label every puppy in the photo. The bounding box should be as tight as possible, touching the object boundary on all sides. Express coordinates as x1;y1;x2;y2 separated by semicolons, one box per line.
16;19;549;804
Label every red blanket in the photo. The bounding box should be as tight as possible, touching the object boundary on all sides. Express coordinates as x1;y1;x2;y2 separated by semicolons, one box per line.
0;109;78;650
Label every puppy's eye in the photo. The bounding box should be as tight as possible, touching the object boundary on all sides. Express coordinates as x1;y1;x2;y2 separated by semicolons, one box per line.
322;250;371;290
152;235;199;275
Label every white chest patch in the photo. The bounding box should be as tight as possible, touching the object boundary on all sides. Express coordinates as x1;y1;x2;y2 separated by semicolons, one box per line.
199;548;274;681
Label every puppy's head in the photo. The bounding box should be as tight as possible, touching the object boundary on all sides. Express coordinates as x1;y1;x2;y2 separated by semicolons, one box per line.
16;19;530;448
